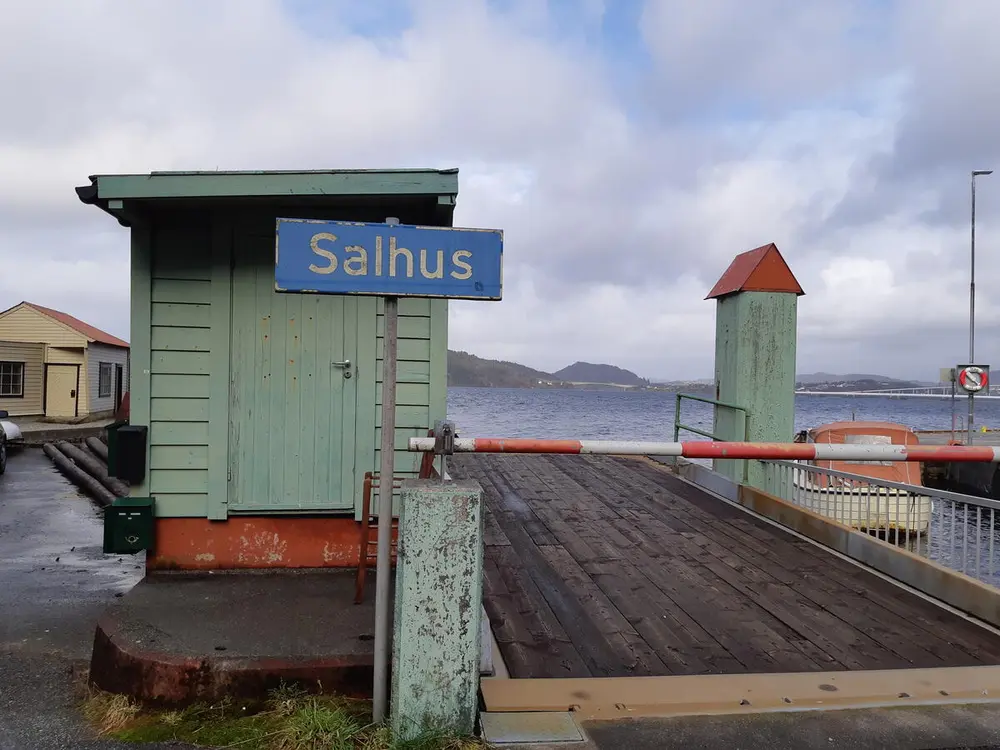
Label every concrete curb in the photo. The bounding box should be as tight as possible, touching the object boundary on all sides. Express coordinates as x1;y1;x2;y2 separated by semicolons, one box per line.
89;610;379;705
21;425;109;447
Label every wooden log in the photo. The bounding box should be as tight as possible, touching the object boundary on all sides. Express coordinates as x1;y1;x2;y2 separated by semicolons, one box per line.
85;436;109;462
80;445;124;487
57;440;130;498
80;443;121;480
80;444;104;465
43;443;115;508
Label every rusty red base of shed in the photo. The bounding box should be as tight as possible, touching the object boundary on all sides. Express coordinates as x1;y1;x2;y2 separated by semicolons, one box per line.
89;569;389;705
145;517;397;571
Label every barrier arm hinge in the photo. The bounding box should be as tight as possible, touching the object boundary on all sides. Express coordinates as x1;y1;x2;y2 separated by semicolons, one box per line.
433;420;457;480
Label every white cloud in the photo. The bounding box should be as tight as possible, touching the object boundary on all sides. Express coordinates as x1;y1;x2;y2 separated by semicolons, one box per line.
639;0;889;115
1;0;999;381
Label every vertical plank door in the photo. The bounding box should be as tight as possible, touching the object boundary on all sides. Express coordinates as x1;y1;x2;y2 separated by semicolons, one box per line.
228;231;359;512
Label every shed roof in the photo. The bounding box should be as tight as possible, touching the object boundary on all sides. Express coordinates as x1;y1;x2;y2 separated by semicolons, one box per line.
0;301;129;348
76;167;460;227
705;243;804;300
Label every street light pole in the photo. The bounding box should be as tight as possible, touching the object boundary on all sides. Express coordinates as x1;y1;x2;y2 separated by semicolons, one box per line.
969;169;993;444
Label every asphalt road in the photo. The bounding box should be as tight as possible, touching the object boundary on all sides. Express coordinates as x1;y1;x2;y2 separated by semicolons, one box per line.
0;447;188;749
585;706;1000;749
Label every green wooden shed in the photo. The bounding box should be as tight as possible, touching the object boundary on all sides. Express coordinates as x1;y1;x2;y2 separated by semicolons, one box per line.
76;169;457;570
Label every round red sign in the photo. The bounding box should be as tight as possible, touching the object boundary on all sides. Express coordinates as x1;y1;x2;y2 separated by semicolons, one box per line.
959;366;989;393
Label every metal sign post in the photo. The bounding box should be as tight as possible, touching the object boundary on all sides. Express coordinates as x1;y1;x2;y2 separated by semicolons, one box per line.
274;214;503;724
374;293;397;722
373;218;400;723
957;364;990;444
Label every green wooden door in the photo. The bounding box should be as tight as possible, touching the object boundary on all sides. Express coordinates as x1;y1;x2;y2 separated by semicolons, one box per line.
228;232;359;512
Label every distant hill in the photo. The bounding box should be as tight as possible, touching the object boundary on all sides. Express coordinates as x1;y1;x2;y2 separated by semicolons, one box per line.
552;361;648;387
654;379;716;395
795;373;926;390
446;354;931;392
447;350;556;388
797;372;907;385
447;352;648;389
797;378;923;392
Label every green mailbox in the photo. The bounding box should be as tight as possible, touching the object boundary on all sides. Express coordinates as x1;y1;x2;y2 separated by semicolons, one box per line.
103;496;155;555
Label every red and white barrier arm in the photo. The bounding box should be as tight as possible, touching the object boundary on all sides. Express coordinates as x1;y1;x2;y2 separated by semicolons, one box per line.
407;437;1000;463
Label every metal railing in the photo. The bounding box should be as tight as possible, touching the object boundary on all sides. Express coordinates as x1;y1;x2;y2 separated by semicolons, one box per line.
761;459;1000;587
673;393;748;442
796;386;1000;400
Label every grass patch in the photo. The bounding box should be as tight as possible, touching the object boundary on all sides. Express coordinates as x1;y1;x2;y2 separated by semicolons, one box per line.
79;683;490;750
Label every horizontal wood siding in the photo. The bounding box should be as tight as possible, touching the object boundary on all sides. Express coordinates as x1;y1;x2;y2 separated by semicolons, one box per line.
148;223;214;516
85;342;129;415
0;305;87;348
365;297;447;516
133;211;450;520
0;340;44;416
0;306;87;414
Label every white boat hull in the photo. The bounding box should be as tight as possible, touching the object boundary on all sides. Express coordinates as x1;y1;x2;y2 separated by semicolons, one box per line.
790;480;932;534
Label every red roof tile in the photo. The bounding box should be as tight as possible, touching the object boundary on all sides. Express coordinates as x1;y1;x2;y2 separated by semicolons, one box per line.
705;243;804;300
24;302;129;348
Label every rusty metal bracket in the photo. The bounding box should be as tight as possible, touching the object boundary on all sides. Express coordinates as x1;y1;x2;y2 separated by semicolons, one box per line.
434;420;456;456
433;420;456;482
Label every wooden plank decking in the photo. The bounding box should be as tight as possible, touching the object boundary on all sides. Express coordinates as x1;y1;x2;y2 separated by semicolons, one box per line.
449;454;1000;679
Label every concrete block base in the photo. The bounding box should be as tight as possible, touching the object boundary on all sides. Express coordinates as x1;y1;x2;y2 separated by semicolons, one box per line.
391;479;484;740
89;569;388;705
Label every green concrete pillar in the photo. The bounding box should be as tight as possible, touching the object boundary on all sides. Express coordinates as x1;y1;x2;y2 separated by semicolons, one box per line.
391;479;484;741
706;243;804;488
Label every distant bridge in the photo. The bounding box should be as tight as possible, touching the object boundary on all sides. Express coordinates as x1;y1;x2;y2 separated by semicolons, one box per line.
796;385;1000;400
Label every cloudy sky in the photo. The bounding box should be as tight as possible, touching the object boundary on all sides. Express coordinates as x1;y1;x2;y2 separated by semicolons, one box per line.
2;0;999;381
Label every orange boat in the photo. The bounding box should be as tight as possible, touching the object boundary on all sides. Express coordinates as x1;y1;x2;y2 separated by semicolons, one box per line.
791;421;932;534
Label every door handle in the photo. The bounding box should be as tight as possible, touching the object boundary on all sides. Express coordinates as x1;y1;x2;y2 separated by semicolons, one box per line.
331;360;352;379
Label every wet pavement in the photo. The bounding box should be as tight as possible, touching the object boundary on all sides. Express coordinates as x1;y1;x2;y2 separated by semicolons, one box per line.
0;447;139;655
0;447;188;749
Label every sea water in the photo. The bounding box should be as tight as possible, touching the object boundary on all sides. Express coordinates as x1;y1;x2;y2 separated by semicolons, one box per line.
446;387;1000;440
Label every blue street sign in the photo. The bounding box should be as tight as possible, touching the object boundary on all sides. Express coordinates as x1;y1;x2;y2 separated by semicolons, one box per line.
275;218;503;300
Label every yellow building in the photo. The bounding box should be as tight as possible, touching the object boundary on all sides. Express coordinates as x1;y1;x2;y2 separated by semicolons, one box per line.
0;301;130;419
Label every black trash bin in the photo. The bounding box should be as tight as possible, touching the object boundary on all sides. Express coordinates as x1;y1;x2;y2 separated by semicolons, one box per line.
105;420;128;478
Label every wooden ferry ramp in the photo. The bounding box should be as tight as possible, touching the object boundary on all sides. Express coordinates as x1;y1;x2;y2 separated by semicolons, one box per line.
448;453;1000;716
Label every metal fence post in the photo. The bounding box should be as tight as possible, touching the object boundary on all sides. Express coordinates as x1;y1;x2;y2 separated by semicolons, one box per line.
673;393;682;442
